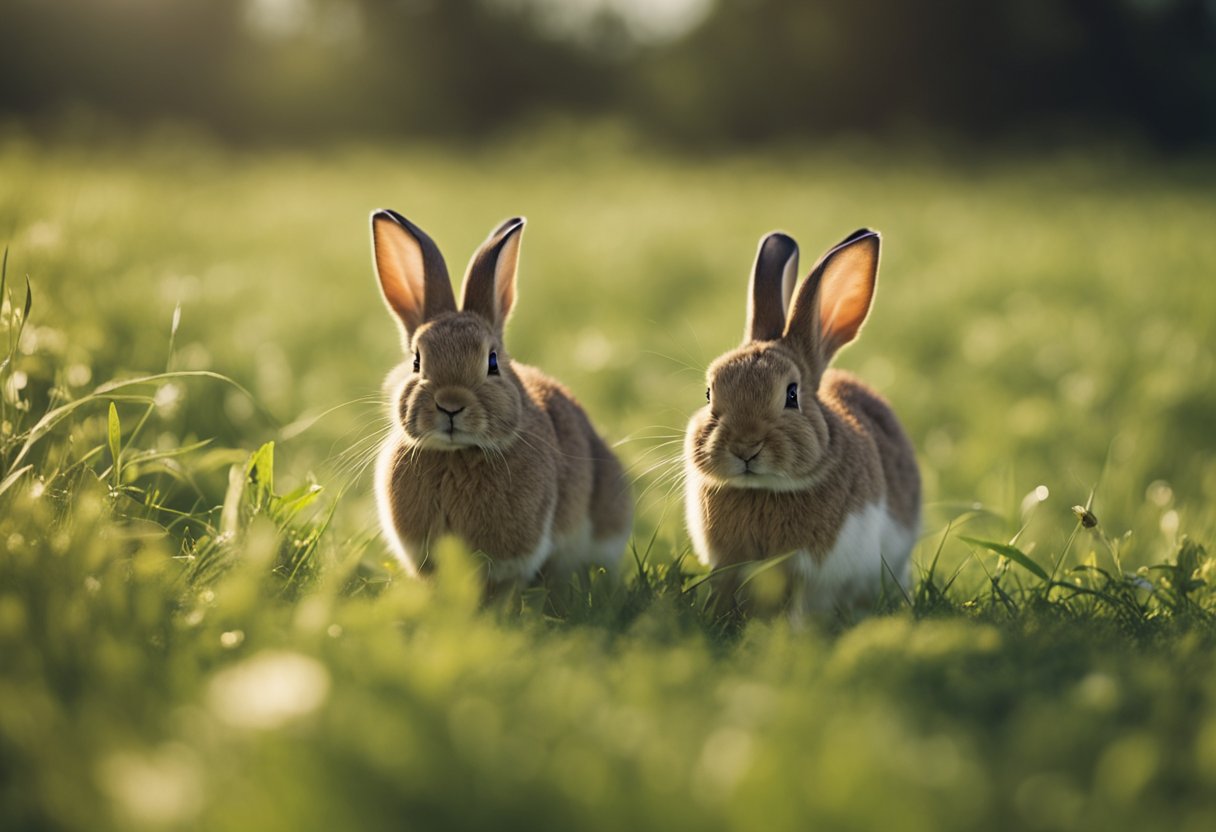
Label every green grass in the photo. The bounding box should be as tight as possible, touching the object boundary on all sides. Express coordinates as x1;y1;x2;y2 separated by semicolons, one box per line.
2;131;1216;831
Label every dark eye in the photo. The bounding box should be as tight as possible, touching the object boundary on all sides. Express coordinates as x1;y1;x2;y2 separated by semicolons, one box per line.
488;350;500;375
413;351;420;373
706;387;711;403
785;383;799;409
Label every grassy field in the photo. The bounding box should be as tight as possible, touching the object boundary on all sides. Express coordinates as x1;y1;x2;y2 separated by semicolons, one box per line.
2;131;1216;831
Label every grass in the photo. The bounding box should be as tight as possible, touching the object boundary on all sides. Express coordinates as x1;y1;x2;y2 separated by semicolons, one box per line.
2;129;1216;831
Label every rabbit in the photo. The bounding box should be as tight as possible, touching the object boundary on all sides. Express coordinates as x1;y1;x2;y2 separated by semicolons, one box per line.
684;228;921;614
369;209;632;583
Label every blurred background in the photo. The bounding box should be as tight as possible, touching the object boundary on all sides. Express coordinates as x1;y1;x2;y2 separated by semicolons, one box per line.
2;0;1214;556
4;6;1216;832
3;0;1215;148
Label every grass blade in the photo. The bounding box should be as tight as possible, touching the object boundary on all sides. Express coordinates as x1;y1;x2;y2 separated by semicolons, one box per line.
108;403;122;489
9;370;262;472
0;463;32;499
221;464;245;538
960;535;1050;581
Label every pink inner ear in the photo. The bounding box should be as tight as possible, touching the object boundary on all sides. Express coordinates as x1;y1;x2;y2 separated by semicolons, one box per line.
374;219;426;330
378;248;421;318
497;277;515;323
818;243;877;355
493;231;522;323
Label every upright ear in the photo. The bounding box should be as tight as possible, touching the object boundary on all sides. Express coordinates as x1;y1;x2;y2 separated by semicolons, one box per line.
460;217;525;331
745;231;799;342
784;229;880;375
371;209;456;340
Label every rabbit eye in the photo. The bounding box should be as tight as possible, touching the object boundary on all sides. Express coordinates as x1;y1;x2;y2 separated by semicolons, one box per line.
413;351;420;373
706;387;711;403
488;351;500;376
785;383;799;409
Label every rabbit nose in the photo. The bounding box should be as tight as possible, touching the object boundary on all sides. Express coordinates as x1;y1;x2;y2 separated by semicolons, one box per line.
731;442;764;463
434;391;467;416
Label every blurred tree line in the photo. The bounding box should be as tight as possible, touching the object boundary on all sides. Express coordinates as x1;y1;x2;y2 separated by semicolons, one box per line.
1;0;1213;148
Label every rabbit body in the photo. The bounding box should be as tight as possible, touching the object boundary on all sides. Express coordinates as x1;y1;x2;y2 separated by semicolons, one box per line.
684;230;920;612
377;360;630;580
686;367;919;611
371;211;631;581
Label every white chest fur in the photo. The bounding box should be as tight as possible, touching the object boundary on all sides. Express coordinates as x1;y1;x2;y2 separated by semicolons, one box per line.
790;501;916;611
683;467;712;569
375;438;421;576
685;465;917;612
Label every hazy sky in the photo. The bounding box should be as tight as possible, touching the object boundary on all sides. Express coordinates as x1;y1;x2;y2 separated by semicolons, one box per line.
245;0;713;43
525;0;712;41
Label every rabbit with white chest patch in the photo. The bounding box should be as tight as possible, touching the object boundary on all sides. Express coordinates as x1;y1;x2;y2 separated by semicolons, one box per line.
685;229;921;614
370;210;632;583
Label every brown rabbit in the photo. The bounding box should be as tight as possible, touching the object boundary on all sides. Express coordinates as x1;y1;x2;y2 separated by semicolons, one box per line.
370;210;632;582
684;229;921;613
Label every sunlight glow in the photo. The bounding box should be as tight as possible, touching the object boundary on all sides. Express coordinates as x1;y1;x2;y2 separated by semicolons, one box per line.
512;0;711;42
208;651;331;730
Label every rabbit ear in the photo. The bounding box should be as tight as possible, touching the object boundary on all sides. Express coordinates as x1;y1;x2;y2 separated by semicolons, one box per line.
784;229;880;379
460;217;525;331
371;210;456;339
745;232;799;342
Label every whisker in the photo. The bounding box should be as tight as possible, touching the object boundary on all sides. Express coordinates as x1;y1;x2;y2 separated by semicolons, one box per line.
626;437;687;457
637;470;687;510
641;349;704;378
631;457;688;506
281;395;387;441
628;452;685;484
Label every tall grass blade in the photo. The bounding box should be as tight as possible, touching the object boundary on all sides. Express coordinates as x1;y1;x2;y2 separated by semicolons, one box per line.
0;463;32;499
959;535;1050;581
9;370;260;472
221;464;245;538
107;402;122;488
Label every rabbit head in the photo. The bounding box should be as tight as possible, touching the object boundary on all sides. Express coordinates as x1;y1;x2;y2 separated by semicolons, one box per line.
372;210;529;452
687;229;881;490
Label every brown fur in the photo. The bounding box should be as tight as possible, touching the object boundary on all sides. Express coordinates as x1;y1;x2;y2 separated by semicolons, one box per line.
685;229;921;609
380;360;629;574
371;211;632;580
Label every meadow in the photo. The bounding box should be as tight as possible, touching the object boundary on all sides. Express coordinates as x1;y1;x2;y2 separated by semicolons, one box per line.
2;129;1216;831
